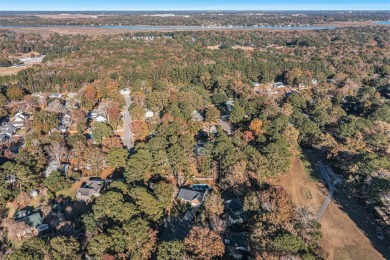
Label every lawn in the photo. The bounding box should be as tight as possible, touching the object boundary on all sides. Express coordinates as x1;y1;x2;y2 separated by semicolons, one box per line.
56;180;83;199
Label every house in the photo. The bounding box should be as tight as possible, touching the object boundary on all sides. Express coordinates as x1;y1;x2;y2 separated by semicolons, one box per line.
89;109;107;123
225;232;251;259
13;112;28;128
191;184;211;192
13;208;48;238
14;111;28;120
0;133;8;142
192;111;204;122
1;122;17;137
1;122;17;133
45;160;59;177
11;120;24;129
273;82;285;88
57;125;67;133
62;113;72;126
30;190;38;198
225;198;244;225
225;100;235;112
177;188;206;207
45;161;70;177
32;92;43;98
145;110;154;118
94;114;107;123
76;178;104;202
48;93;62;99
4;129;15;137
119;88;130;95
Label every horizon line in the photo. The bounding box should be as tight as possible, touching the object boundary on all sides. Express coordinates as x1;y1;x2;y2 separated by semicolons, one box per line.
1;9;389;11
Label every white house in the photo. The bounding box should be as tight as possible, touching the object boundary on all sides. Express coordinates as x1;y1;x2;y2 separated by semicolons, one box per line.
94;114;107;123
119;88;130;95
273;82;285;88
145;110;154;118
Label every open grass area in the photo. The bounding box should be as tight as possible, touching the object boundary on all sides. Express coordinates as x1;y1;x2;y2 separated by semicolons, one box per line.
300;152;322;182
57;181;82;199
0;66;26;76
277;156;384;260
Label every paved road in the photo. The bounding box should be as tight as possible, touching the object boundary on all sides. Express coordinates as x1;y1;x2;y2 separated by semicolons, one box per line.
316;163;335;221
123;94;134;149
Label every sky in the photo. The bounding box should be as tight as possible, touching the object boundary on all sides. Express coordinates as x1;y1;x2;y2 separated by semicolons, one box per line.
1;0;389;11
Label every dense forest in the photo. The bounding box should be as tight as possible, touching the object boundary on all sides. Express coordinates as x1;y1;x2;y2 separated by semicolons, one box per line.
0;25;388;259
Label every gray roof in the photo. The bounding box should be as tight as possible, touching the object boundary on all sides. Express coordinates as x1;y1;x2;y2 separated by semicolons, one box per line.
177;188;204;203
225;198;243;215
77;179;103;199
77;187;94;197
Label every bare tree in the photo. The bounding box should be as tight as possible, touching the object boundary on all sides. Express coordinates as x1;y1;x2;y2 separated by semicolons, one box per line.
210;216;226;235
84;146;106;176
2;219;36;241
294;207;315;230
46;99;67;114
46;142;69;165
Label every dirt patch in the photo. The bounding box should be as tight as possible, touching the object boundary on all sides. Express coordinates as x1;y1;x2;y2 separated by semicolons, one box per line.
276;157;384;260
0;66;27;76
207;45;221;50
232;45;254;51
9;51;41;59
100;167;114;179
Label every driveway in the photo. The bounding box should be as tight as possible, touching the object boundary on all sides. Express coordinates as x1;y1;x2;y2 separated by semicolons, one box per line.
316;163;335;221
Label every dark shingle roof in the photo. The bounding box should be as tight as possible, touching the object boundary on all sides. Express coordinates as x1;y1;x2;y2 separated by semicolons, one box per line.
225;198;243;215
177;188;204;202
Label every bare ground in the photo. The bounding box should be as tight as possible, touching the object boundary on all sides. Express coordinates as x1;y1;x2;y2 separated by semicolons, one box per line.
0;66;27;76
275;157;384;260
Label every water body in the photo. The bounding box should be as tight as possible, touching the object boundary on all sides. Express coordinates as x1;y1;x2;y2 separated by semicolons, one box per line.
0;24;336;30
376;21;390;25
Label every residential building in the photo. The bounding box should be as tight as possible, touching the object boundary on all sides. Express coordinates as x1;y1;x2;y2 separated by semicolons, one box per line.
192;110;204;122
225;198;244;225
13;208;48;239
273;82;285;88
145;110;155;118
177;187;206;207
76;178;104;202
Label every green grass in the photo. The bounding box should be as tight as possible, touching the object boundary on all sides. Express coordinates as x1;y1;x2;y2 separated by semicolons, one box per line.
300;152;322;182
303;189;313;199
57;185;78;199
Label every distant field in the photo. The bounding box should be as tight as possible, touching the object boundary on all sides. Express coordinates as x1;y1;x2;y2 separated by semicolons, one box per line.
3;21;382;38
0;66;26;76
